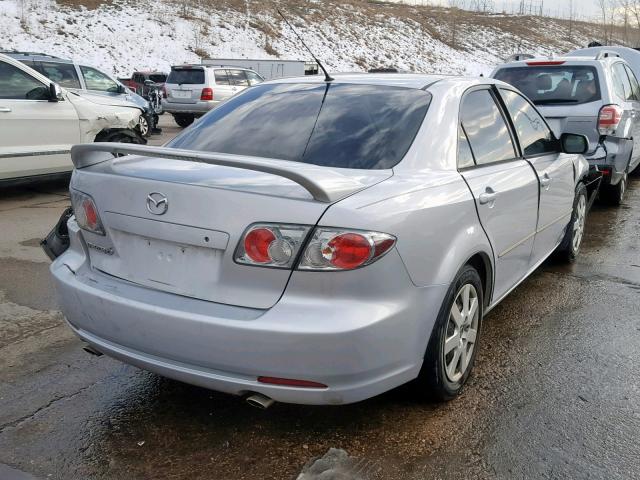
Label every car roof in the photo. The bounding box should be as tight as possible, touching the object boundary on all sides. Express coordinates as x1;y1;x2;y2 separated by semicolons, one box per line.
1;51;73;63
497;54;627;69
264;73;498;90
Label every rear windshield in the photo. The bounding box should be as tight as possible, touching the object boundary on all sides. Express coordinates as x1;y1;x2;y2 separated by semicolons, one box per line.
167;68;204;85
168;83;431;169
494;65;601;105
149;74;167;83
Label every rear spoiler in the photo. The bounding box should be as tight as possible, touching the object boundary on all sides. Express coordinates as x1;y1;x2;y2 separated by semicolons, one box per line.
71;143;379;203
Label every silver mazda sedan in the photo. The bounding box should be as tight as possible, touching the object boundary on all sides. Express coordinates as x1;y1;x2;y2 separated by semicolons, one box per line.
50;74;594;406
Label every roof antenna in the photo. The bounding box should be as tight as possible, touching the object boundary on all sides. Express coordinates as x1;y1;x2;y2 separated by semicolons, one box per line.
277;9;333;82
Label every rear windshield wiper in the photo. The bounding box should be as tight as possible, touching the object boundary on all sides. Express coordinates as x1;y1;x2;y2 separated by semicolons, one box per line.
534;99;580;105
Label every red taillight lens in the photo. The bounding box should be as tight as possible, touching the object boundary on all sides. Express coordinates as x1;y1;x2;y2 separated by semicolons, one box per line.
70;189;105;235
235;224;312;268
598;104;623;135
323;233;371;269
200;87;214;101
257;376;327;389
244;227;276;263
299;228;396;271
162;85;167;99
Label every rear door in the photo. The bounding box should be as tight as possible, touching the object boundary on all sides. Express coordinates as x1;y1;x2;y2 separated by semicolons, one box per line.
610;62;639;173
0;58;80;180
228;69;250;96
458;88;540;302
212;69;234;101
620;63;640;170
499;88;575;267
165;66;206;105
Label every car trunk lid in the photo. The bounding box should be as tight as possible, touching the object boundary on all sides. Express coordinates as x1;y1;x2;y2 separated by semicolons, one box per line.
70;144;391;309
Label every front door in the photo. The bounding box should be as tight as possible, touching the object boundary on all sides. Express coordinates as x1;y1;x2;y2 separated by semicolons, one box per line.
0;59;80;181
458;88;540;302
499;88;576;267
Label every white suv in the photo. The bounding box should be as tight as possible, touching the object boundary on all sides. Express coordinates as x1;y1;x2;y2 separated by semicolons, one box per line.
0;53;145;185
163;65;264;127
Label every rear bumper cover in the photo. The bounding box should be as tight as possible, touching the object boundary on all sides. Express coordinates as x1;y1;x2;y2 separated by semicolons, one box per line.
51;222;446;405
162;100;218;115
585;138;631;185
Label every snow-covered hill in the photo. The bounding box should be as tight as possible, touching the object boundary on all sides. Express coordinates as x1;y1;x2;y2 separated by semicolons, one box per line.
0;0;614;78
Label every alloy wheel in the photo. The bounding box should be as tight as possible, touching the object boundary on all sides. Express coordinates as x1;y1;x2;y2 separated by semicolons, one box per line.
138;116;149;137
619;172;627;203
572;194;587;253
443;283;479;383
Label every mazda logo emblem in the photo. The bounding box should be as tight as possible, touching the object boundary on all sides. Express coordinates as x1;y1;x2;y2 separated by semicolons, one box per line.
146;192;168;215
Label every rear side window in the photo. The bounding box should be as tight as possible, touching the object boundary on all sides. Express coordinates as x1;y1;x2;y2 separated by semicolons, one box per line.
494;65;601;105
229;70;249;86
168;83;431;170
612;63;634;101
0;61;48;100
167;68;205;85
500;89;556;156
460;89;516;165
214;70;230;85
624;65;640;100
39;62;81;89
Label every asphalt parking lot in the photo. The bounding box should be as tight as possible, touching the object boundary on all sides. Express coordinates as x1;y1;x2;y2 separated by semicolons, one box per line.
0;119;639;479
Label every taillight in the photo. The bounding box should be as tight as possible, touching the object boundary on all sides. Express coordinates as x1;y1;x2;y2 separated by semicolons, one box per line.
200;87;214;101
235;224;311;268
70;189;105;235
526;60;566;66
598;104;623;135
235;224;396;271
298;228;396;271
162;85;167;99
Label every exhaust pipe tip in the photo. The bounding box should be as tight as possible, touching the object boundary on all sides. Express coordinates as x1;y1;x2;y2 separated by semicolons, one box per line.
82;344;103;357
245;392;275;410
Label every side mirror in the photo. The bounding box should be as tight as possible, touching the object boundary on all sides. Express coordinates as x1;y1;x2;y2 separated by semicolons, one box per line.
560;133;589;154
48;82;63;102
144;79;154;86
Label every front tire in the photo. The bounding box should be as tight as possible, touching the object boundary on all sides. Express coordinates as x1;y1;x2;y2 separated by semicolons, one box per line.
174;113;195;128
555;183;587;262
417;265;484;402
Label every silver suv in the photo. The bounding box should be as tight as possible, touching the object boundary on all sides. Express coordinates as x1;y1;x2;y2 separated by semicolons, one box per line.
162;65;264;127
492;52;640;205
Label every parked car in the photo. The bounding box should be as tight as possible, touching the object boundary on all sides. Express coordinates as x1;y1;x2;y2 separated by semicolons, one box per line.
492;51;640;205
162;64;264;127
119;70;167;96
2;51;157;138
48;74;596;406
0;53;145;184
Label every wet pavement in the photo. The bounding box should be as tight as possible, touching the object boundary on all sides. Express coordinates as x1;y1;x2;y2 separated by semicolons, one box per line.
0;149;638;479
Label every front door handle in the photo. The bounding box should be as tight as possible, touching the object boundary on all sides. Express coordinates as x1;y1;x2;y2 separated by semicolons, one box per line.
0;107;11;113
478;190;497;205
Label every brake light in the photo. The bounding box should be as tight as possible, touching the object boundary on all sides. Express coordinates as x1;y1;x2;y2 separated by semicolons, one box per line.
70;189;105;235
200;87;214;101
526;60;566;66
298;228;396;271
162;85;167;99
235;224;312;268
598;104;623;135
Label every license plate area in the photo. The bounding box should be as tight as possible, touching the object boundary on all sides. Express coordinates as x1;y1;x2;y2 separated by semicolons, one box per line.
172;90;192;99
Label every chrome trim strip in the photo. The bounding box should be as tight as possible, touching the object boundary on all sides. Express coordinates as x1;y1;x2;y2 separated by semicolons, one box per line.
536;211;572;234
498;230;536;258
0;149;70;159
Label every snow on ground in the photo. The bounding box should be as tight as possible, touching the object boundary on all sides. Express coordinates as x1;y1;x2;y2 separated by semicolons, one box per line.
0;0;590;77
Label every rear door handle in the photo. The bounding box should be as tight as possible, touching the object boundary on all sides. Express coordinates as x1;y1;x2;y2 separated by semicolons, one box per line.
478;191;497;205
540;174;552;188
0;107;11;113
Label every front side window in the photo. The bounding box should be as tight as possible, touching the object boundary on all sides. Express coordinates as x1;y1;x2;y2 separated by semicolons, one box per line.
0;61;49;100
494;65;601;105
460;89;516;165
229;70;249;86
500;89;556;156
40;62;81;89
246;71;264;86
80;66;119;92
168;83;431;170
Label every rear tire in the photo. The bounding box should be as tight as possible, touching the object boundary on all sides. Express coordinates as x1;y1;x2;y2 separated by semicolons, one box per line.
98;131;144;144
601;170;627;206
174;113;195;128
555;183;588;263
417;265;484;402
